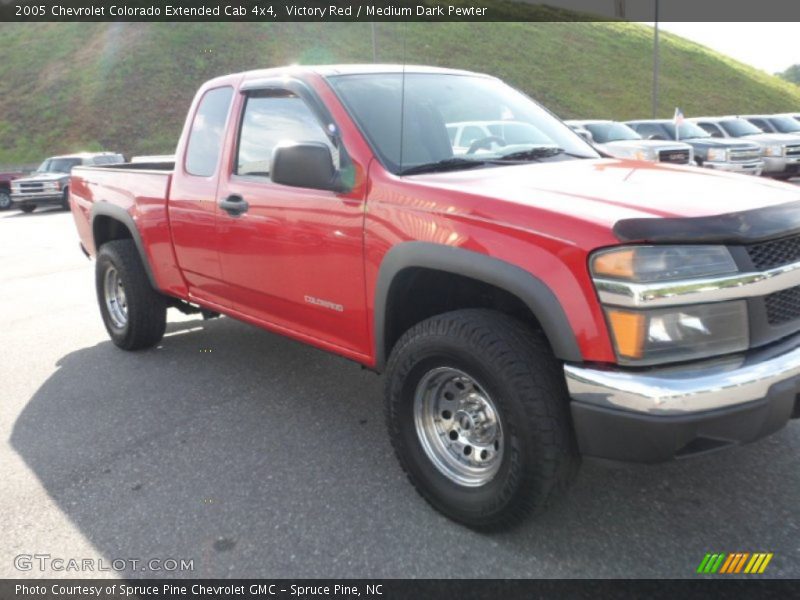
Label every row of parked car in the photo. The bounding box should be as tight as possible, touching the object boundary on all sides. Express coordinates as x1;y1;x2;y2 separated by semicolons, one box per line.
2;113;799;214
567;113;800;179
0;152;125;212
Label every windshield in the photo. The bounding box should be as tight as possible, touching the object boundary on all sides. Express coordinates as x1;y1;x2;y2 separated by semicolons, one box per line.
36;158;82;173
663;122;710;139
719;119;763;137
584;122;641;143
769;116;800;133
328;73;598;173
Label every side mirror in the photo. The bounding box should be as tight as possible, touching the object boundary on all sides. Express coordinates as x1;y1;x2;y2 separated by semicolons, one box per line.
577;130;593;143
271;142;345;192
648;134;666;141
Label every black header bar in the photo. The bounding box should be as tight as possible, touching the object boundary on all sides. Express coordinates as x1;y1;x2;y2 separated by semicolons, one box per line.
2;0;800;22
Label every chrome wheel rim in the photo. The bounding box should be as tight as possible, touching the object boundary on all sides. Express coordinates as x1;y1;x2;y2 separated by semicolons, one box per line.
0;192;10;209
413;367;504;487
104;266;128;328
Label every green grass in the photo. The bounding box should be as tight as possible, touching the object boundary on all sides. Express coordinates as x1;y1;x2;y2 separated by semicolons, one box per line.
1;21;799;165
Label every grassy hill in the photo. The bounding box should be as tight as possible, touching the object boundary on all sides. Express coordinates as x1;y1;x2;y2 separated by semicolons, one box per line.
1;20;800;165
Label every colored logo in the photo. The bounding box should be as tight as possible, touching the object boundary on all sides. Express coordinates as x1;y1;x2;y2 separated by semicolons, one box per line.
697;552;773;574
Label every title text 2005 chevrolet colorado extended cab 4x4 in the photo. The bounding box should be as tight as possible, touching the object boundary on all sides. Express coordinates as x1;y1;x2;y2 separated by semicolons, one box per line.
70;66;800;530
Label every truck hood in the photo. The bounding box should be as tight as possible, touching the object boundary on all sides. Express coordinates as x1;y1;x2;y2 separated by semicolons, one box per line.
602;140;690;152
680;137;760;150
739;132;800;145
13;172;68;183
407;158;800;241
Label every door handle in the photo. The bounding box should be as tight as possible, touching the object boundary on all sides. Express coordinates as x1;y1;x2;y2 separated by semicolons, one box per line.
218;194;249;217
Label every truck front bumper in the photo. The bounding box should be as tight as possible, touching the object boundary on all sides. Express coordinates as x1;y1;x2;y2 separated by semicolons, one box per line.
11;192;64;207
762;155;800;177
565;337;800;462
702;159;763;176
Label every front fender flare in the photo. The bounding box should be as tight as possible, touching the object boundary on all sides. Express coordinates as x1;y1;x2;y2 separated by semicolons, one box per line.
374;242;583;369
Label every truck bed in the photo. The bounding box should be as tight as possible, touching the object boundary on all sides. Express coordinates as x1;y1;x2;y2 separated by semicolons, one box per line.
70;162;184;295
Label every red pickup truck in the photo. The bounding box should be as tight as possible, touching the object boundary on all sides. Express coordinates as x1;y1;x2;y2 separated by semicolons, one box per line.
70;65;800;530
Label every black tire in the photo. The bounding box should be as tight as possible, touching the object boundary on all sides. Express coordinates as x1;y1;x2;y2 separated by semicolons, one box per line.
96;240;167;350
385;309;579;531
61;187;70;210
0;190;11;210
19;205;35;213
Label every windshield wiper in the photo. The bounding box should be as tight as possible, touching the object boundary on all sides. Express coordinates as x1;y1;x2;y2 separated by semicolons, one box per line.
493;146;568;162
399;158;488;176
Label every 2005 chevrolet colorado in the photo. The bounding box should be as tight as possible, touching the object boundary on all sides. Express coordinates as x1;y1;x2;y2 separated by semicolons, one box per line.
70;65;800;530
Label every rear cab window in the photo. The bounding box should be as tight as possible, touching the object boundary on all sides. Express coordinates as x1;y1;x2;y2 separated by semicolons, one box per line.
185;86;234;177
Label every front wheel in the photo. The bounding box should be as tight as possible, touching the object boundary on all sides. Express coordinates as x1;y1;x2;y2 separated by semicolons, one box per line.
96;240;167;350
0;190;11;210
61;187;70;210
385;309;579;531
19;204;35;213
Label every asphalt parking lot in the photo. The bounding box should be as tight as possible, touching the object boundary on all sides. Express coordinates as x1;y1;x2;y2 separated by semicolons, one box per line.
1;203;799;579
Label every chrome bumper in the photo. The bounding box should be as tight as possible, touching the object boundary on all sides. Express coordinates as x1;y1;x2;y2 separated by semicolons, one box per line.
762;155;800;174
704;160;763;175
11;192;62;203
565;338;800;415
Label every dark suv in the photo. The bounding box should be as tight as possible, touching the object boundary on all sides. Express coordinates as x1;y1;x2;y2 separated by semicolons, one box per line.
10;152;123;213
626;119;763;175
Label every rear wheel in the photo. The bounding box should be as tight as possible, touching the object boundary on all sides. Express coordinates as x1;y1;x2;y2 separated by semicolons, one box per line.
96;240;167;350
385;309;579;530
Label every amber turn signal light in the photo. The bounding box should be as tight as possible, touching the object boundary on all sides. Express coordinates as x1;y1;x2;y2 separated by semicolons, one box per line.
606;309;646;359
592;248;635;279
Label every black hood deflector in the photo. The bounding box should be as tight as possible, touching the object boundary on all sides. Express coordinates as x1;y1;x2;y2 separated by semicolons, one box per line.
614;200;800;244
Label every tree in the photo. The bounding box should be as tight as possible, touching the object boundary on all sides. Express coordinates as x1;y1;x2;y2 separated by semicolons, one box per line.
777;64;800;85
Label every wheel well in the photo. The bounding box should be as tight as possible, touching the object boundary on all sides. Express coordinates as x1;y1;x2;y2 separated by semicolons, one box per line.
93;215;133;249
383;267;544;359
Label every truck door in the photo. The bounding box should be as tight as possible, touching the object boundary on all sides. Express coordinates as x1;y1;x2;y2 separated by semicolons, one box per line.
214;85;369;358
168;85;234;307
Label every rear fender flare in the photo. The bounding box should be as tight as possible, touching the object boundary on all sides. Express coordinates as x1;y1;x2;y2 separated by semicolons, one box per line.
90;203;159;290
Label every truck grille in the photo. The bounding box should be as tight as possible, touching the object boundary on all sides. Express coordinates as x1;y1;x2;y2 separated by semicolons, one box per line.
786;145;800;158
729;148;761;162
765;285;800;325
19;182;44;192
659;149;691;164
745;235;800;270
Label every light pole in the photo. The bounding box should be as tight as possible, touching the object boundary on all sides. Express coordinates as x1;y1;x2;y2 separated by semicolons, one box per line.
652;0;660;118
371;23;377;62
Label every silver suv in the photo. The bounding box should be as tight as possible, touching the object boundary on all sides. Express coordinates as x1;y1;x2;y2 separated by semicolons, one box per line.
11;152;124;213
566;120;694;164
691;116;800;180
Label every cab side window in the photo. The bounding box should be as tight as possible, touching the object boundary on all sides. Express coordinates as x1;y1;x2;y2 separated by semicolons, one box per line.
236;91;336;177
699;123;723;137
459;125;486;148
634;123;665;139
185;86;234;177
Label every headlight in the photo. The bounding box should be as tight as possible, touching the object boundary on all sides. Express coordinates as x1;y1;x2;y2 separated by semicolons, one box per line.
763;144;785;157
706;148;728;162
591;245;737;282
633;149;657;161
591;245;747;365
604;301;749;365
